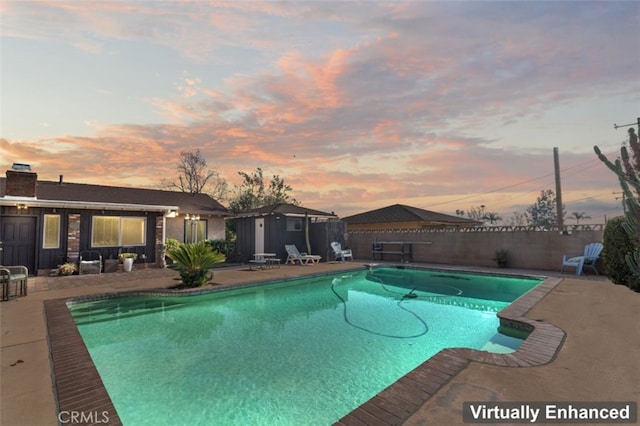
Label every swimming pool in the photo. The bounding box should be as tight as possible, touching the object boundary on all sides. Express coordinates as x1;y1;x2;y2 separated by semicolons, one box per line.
68;267;543;425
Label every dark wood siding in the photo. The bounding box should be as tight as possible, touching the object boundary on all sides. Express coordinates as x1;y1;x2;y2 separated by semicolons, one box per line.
234;215;347;263
38;208;69;270
78;210;159;265
234;217;255;262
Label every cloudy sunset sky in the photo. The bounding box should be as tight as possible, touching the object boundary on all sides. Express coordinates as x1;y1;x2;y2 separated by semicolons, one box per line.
1;1;638;222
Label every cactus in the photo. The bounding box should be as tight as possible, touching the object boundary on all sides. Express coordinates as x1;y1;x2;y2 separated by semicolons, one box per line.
594;127;640;278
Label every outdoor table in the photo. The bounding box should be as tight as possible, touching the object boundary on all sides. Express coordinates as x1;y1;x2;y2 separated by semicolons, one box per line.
250;253;280;270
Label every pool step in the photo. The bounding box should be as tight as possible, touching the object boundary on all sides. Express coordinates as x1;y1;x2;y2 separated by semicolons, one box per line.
70;298;186;325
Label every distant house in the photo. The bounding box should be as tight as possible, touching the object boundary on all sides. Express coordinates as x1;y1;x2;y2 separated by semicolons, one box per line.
0;166;229;275
233;203;339;263
343;204;481;231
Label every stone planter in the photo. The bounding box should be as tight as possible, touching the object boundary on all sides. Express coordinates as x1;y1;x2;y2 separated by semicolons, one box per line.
104;259;119;273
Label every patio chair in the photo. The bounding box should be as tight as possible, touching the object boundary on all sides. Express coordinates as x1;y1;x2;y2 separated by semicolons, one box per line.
285;245;321;265
79;250;102;275
331;242;353;262
0;265;28;301
560;242;603;275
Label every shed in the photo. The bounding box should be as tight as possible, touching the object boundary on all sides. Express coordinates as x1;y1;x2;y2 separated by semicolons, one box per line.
232;203;340;263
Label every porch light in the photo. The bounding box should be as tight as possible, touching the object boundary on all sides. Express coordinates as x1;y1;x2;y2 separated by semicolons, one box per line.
185;214;201;243
16;203;27;210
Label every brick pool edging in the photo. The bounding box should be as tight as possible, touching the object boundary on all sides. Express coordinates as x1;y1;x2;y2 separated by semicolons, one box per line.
45;298;123;426
44;272;564;426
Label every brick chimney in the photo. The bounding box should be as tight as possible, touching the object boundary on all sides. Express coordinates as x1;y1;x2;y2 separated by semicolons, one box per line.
6;170;38;197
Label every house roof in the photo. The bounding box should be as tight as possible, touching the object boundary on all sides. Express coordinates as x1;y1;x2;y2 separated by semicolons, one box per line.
342;204;480;226
0;178;230;216
233;203;336;219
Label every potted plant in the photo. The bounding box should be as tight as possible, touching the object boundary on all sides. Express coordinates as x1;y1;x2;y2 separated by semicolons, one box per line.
118;253;138;272
492;249;509;268
58;262;78;276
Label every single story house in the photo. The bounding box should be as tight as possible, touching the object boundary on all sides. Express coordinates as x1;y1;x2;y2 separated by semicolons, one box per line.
343;204;482;231
0;166;229;275
232;203;340;263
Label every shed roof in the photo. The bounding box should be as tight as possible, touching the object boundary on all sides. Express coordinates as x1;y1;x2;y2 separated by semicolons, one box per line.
342;203;480;226
0;178;230;215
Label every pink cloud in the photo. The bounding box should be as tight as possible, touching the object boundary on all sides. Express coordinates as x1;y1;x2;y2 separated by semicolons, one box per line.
2;1;634;222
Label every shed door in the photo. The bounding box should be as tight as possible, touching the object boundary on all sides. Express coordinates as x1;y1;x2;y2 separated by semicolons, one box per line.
254;218;264;254
0;216;37;273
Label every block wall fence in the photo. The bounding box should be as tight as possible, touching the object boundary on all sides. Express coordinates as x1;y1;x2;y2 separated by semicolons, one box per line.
345;225;604;272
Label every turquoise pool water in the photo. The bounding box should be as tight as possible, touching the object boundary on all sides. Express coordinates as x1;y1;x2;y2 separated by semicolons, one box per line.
69;267;542;425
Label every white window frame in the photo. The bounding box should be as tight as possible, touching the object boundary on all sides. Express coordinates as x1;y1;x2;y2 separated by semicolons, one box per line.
43;214;61;249
184;219;207;243
286;217;302;231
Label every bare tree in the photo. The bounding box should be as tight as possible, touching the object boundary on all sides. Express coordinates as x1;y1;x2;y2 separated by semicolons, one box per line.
463;205;502;224
505;211;528;226
162;150;228;199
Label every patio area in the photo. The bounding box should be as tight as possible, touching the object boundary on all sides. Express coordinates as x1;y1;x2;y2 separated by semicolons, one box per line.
1;263;638;425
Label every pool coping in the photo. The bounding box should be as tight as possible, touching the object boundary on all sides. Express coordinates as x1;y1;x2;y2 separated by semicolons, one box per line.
44;267;564;426
336;274;565;425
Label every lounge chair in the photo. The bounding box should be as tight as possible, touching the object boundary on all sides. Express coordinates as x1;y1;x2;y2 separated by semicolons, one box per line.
285;245;321;265
560;242;603;275
0;265;28;301
331;242;353;262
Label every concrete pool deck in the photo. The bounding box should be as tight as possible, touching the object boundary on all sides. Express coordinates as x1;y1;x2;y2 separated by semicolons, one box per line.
1;262;638;425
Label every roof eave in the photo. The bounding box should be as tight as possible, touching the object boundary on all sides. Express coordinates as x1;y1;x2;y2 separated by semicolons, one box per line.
0;197;179;212
231;212;336;219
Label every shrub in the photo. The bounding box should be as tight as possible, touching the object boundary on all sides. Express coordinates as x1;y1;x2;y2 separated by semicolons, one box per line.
204;239;235;261
165;238;180;252
58;262;77;276
602;216;640;290
492;249;509;268
166;241;225;287
118;252;138;262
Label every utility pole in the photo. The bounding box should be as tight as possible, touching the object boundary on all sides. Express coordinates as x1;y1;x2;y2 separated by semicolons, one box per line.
613;117;640;132
553;147;565;232
613;191;626;213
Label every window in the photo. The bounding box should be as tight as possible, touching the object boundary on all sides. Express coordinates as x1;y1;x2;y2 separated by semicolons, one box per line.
286;218;302;231
43;214;60;248
92;216;146;247
121;217;146;245
185;219;207;243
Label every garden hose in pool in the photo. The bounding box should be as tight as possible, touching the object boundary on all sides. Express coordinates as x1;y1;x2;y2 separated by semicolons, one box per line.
330;277;429;339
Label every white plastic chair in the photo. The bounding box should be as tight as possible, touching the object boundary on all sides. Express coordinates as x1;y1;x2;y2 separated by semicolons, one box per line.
560;242;603;275
330;242;353;262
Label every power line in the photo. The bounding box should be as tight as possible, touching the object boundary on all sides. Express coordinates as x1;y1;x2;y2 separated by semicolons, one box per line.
425;149;621;211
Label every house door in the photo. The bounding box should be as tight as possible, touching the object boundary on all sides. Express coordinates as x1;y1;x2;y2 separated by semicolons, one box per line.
0;216;37;273
254;218;264;254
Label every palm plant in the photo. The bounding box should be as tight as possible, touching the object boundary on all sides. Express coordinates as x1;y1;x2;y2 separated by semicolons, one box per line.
571;212;591;225
166;241;225;287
